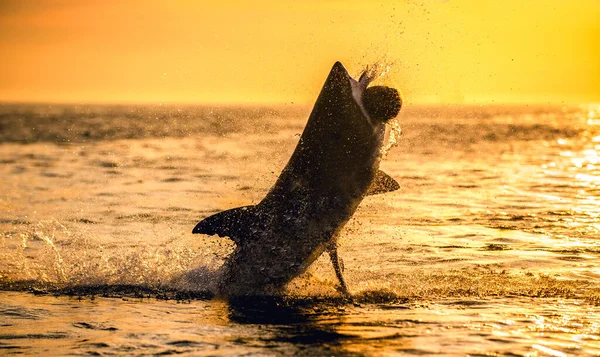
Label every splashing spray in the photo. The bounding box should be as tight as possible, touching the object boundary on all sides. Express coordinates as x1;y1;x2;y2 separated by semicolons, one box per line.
381;118;402;157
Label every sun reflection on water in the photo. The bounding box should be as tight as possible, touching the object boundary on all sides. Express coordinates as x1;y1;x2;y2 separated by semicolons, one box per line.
586;104;600;126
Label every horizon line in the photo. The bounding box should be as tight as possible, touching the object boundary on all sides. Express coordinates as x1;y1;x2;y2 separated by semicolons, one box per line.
1;99;597;108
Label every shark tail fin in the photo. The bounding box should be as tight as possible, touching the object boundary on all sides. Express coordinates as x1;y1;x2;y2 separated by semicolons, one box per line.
366;170;400;196
192;205;257;244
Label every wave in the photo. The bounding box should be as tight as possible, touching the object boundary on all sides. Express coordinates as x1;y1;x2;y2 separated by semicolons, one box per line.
0;104;307;143
1;271;598;305
0;104;588;144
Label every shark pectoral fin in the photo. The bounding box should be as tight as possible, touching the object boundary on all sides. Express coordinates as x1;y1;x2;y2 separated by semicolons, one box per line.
192;205;257;244
366;170;400;196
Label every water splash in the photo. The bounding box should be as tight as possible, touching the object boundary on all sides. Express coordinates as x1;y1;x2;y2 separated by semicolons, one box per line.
30;220;67;283
381;118;402;157
5;220;69;284
0;219;229;294
358;58;396;83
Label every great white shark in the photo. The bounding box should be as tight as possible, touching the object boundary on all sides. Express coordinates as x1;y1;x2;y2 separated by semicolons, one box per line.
193;62;401;296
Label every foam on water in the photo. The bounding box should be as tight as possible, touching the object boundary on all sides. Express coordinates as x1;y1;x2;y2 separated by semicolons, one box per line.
5;217;596;303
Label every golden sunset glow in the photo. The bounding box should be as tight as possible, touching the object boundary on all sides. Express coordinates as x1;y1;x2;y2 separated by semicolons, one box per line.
0;0;598;104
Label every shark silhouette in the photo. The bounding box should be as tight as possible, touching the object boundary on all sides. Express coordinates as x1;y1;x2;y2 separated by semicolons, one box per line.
193;62;401;296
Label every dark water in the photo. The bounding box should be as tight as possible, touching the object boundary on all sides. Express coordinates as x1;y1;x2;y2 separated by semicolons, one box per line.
1;103;599;355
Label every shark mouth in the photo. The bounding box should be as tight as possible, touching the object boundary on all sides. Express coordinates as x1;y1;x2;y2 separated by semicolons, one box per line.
349;66;402;125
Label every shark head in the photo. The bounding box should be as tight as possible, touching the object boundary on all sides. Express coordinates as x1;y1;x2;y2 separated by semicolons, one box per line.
326;61;402;127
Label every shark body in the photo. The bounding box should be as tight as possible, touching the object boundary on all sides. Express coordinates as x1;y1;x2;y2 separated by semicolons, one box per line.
193;62;401;296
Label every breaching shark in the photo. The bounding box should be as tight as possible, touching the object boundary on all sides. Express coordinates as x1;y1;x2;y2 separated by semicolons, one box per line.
193;62;401;296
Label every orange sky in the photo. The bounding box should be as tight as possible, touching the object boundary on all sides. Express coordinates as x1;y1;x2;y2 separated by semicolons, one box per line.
0;0;598;105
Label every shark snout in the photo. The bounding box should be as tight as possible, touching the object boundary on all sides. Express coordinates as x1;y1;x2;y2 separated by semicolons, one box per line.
362;86;402;123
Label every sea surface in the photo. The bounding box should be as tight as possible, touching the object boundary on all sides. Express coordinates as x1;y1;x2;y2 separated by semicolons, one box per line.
1;103;599;356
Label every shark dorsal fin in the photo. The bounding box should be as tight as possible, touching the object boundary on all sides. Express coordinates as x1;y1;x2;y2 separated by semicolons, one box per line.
366;170;400;196
192;205;257;244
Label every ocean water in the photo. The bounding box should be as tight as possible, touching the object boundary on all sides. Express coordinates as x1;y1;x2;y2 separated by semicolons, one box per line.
0;103;599;356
